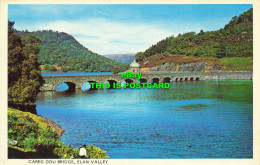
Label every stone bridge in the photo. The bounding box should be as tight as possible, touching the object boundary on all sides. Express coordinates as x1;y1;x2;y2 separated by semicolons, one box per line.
40;72;253;91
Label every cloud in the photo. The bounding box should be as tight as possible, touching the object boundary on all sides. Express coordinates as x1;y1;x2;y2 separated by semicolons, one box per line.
14;17;226;55
10;4;252;55
16;18;174;54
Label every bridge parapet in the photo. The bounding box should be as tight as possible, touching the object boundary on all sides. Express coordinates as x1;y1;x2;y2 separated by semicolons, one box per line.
40;72;253;91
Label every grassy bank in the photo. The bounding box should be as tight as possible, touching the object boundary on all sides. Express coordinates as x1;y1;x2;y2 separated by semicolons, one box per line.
217;57;253;71
8;108;109;159
8;108;65;137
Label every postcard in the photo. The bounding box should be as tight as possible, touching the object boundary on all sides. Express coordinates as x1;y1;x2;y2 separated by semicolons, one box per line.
0;0;259;165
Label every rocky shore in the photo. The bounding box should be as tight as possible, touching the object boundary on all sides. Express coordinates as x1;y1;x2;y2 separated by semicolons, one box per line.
38;115;65;137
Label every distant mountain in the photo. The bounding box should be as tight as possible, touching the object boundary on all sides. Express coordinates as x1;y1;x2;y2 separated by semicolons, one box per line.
16;30;129;72
103;54;136;64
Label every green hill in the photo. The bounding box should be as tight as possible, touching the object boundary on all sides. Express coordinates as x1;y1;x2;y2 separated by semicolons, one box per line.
136;8;253;71
16;30;129;73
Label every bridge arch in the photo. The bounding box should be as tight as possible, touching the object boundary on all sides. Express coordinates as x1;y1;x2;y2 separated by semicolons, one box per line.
104;79;118;89
196;77;200;81
81;81;98;91
40;72;253;91
185;77;189;81
180;78;183;82
162;77;171;83
151;77;160;84
124;79;134;84
55;82;76;92
138;78;148;83
121;79;134;88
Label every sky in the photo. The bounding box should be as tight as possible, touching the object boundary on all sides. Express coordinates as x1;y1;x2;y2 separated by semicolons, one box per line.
8;4;252;55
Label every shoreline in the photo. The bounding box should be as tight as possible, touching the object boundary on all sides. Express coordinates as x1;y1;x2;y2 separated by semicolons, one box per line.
37;115;65;137
8;108;65;137
8;108;109;159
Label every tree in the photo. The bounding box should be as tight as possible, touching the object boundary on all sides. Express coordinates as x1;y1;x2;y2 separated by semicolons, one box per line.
199;29;204;35
8;21;44;114
44;64;57;72
112;66;121;74
216;43;226;58
135;52;145;62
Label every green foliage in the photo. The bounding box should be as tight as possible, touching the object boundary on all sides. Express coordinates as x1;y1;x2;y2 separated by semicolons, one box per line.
216;43;226;58
8;108;109;159
8;114;39;148
218;57;253;71
136;8;253;65
16;30;128;73
8;22;44;113
43;64;57;72
112;66;121;74
8;115;37;140
22;136;37;151
162;52;169;57
86;145;109;159
135;52;145;62
142;36;172;60
246;155;253;158
35;127;59;155
54;143;80;159
53;144;110;159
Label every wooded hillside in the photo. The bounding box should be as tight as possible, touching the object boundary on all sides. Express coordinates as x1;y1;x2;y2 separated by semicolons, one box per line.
136;8;253;70
16;30;129;72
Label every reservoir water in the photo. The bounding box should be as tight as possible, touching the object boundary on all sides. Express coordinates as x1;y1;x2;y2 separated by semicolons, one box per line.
36;76;253;158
